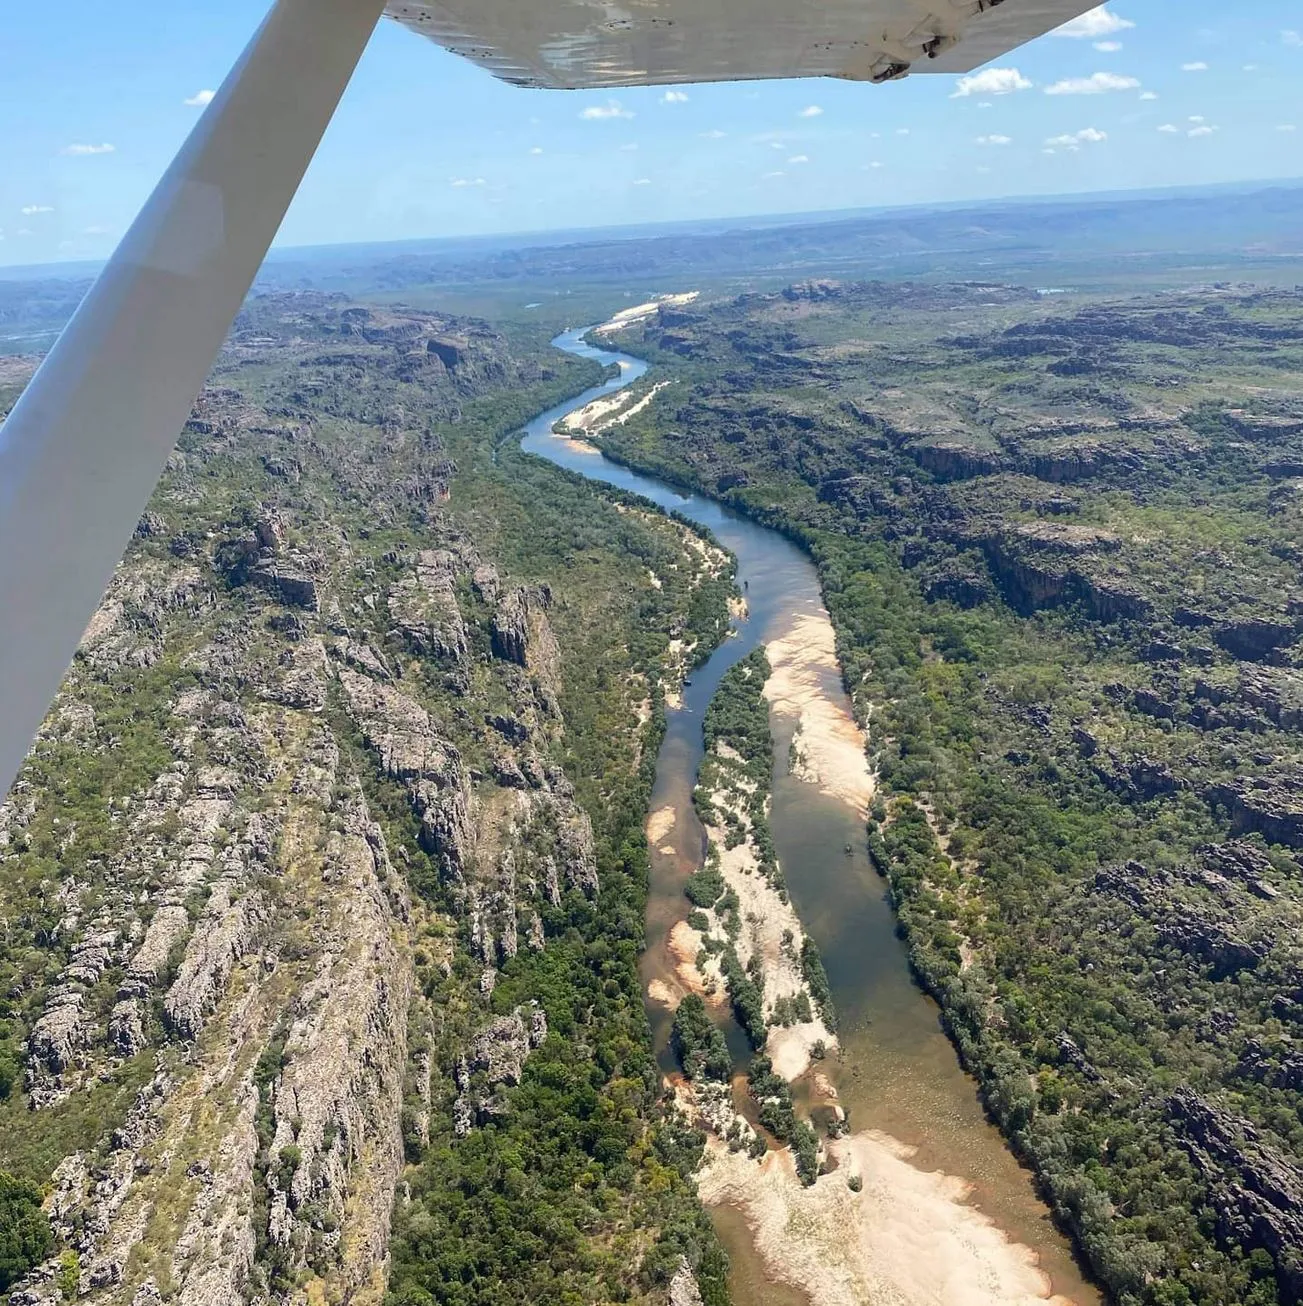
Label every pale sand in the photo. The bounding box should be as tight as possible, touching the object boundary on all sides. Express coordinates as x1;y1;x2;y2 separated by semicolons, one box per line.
765;610;876;816
548;430;602;456
697;1133;1075;1306
647;978;676;1007
560;380;673;436
667;920;719;1003
768;1021;834;1081
698;776;836;1081
647;805;677;844
591;291;699;336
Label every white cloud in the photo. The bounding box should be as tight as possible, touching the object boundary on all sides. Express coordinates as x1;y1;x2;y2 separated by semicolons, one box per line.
1045;127;1108;149
1051;6;1134;39
952;67;1032;97
1045;71;1141;94
700;129;727;139
975;134;1012;145
530;146;544;155
1157;123;1180;133
61;142;116;156
1188;124;1216;137
1139;90;1159;99
632;177;652;185
1189;115;1205;122
449;176;486;187
867;161;884;168
1279;124;1298;132
896;127;910;135
1243;63;1259;71
83;225;109;236
763;170;786;178
20;205;54;216
798;105;823;117
619;142;639;151
977;100;993;108
184;89;215;107
1283;30;1302;47
580;99;634;120
661;90;689;103
787;154;809;163
1042;148;1057;155
1094;40;1122;52
1181;61;1209;72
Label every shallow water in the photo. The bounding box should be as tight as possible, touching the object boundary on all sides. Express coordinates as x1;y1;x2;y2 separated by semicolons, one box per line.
521;327;1100;1306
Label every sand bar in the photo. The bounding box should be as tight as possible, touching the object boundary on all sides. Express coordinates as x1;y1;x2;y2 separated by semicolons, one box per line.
698;1132;1076;1306
765;609;876;816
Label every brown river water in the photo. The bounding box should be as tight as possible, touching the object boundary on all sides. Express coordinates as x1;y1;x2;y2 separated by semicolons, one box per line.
521;328;1101;1306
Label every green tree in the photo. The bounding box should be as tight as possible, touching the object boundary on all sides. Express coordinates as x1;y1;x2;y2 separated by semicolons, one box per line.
0;1170;54;1289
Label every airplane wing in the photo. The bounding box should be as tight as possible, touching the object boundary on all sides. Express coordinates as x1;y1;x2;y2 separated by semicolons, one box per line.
0;0;1098;804
387;0;1097;88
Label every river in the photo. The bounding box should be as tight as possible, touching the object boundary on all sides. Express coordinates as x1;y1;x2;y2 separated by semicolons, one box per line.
521;326;1100;1306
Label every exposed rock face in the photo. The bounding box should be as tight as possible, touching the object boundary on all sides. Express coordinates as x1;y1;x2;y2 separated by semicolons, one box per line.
336;668;475;878
163;881;267;1039
388;549;469;660
492;584;561;696
1168;1090;1303;1300
669;1258;705;1306
1210;769;1303;848
134;511;168;538
1215;618;1298;662
1200;840;1280;899
469;1013;530;1088
247;560;320;611
262;791;411;1287
1093;859;1268;978
453;1004;548;1135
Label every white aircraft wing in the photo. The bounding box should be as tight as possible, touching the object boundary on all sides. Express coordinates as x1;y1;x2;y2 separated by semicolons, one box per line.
386;0;1098;87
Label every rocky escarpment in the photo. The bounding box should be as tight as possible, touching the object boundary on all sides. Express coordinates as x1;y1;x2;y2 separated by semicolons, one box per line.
1168;1091;1303;1302
1209;770;1303;849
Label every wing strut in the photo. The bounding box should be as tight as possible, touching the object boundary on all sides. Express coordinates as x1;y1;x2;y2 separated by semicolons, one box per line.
0;0;386;802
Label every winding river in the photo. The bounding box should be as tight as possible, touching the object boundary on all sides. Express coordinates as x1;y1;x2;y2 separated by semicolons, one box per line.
521;327;1100;1306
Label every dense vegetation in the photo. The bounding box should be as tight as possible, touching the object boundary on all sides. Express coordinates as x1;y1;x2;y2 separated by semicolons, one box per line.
599;280;1303;1306
672;994;732;1084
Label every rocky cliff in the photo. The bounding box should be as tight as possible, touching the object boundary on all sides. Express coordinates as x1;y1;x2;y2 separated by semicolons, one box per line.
0;291;732;1304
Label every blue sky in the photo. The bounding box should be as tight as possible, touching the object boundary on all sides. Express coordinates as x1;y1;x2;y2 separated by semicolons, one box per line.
2;1;1301;266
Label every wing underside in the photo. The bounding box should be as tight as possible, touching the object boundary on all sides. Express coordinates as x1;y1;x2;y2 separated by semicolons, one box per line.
384;0;1098;89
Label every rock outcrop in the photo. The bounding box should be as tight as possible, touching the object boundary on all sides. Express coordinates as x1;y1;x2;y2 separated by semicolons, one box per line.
1168;1090;1303;1300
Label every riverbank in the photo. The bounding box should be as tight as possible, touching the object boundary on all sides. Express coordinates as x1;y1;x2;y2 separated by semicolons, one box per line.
526;320;1101;1306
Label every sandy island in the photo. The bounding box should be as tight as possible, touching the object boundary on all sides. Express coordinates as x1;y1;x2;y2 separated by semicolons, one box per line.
558;380;673;438
766;609;876;816
698;1133;1076;1306
591;291;699;336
